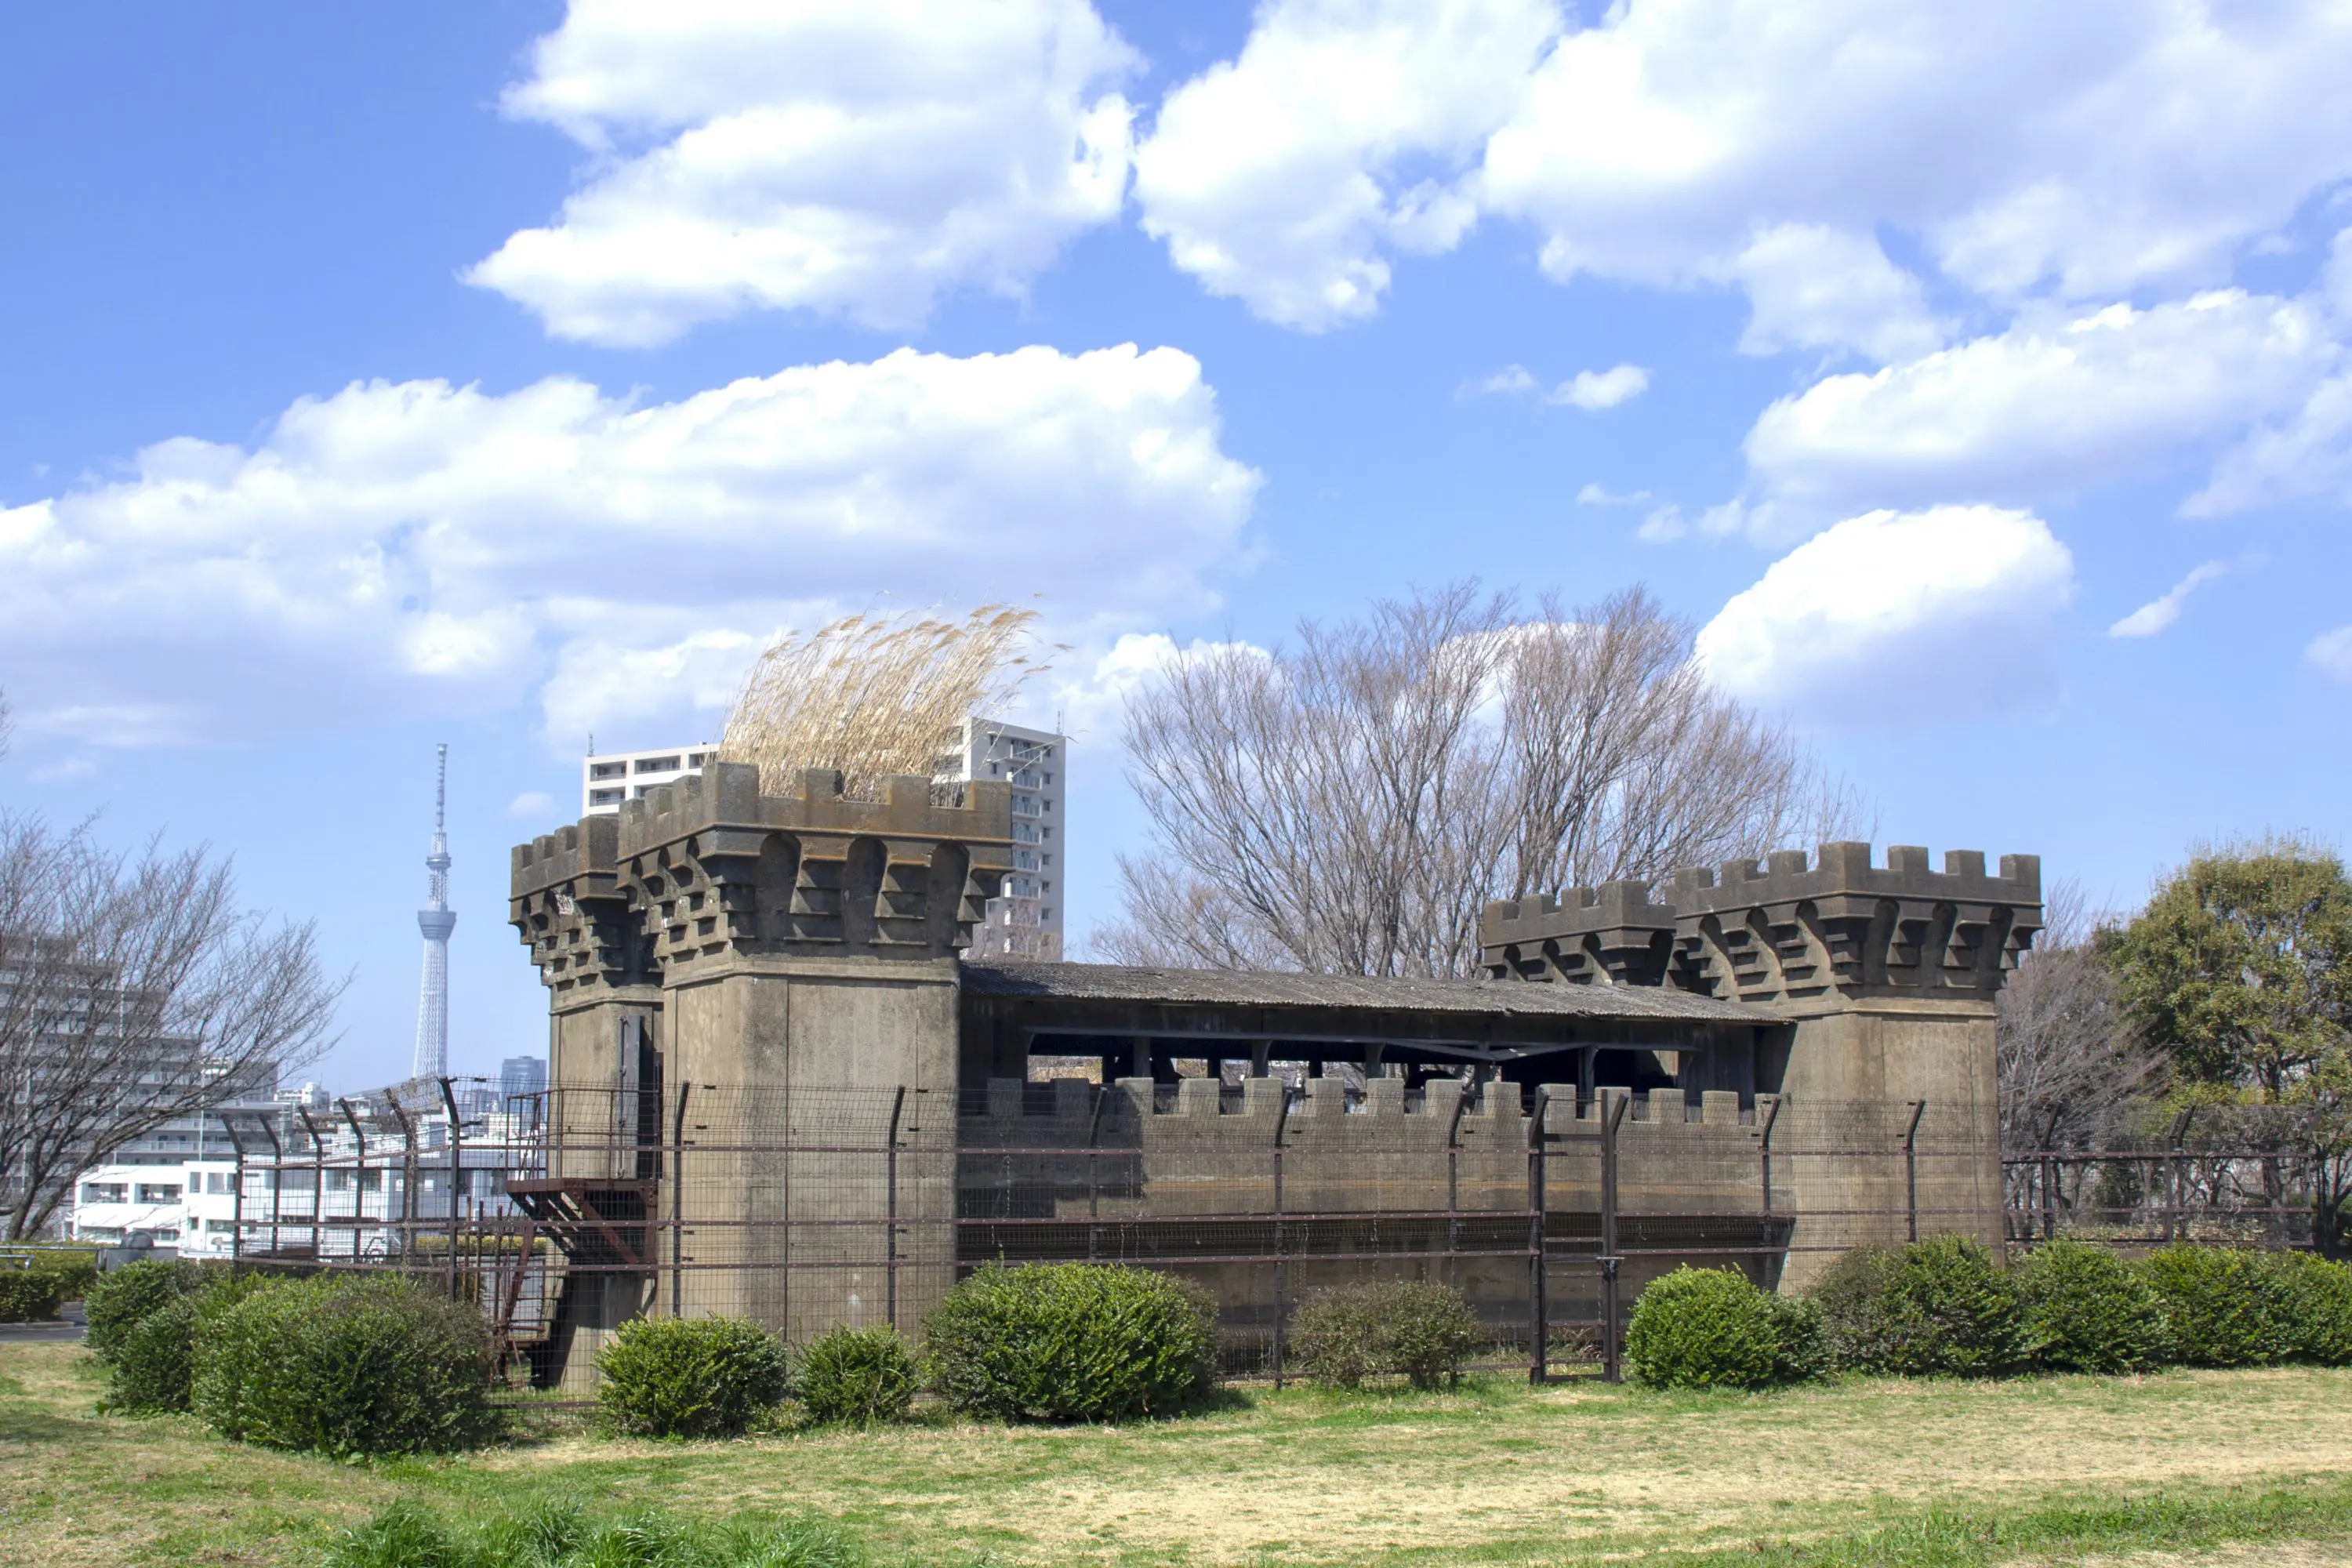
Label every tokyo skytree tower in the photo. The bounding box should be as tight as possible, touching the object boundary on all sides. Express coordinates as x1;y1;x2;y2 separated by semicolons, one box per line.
413;742;455;1081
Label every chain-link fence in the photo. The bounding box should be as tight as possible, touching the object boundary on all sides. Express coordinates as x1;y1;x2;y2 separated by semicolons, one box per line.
214;1076;2341;1393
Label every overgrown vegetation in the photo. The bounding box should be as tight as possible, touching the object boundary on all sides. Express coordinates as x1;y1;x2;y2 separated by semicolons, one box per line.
82;1257;198;1363
924;1261;1217;1422
594;1316;792;1439
1290;1279;1485;1389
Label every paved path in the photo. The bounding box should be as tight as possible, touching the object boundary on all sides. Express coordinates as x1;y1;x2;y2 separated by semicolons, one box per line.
0;1305;85;1343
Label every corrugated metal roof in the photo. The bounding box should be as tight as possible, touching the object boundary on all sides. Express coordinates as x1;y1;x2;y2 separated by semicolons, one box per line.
958;960;1759;1022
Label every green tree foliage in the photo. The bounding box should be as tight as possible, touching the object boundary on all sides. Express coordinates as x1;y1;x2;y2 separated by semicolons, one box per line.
924;1262;1217;1423
1624;1267;1824;1389
1289;1279;1485;1390
593;1316;791;1439
2269;1250;2352;1365
2104;841;2352;1252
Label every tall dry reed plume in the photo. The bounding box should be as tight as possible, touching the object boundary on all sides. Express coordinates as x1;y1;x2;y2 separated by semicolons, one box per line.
719;606;1047;801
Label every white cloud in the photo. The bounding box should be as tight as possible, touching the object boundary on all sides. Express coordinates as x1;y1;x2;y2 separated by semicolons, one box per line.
1484;2;2352;307
1717;224;1948;362
1576;483;1652;506
1744;291;2337;517
2108;560;2230;639
2311;625;2352;684
1133;0;1561;329
1143;3;2352;351
0;346;1259;750
1466;364;1541;397
470;0;1139;344
1552;364;1650;410
2189;368;2352;516
1694;505;2075;724
506;790;558;821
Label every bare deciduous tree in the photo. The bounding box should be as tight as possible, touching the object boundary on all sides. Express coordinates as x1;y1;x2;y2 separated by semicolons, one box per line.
0;813;344;1239
1995;880;2158;1157
1097;583;1863;978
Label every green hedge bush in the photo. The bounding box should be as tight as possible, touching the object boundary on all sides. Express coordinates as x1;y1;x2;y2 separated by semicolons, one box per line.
1625;1266;1823;1389
924;1262;1217;1422
194;1272;504;1456
102;1271;275;1416
2136;1245;2288;1368
794;1325;916;1426
84;1258;198;1362
2015;1240;2166;1374
2270;1251;2352;1366
594;1316;791;1439
0;1270;68;1324
1811;1235;2024;1377
1290;1279;1484;1390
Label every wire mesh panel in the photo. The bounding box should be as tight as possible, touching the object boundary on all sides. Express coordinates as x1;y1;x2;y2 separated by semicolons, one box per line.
227;1075;2340;1393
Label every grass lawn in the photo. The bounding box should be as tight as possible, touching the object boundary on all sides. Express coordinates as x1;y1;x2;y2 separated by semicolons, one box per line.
6;1341;2352;1567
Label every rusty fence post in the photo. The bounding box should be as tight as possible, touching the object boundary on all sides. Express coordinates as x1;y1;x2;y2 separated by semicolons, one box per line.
673;1082;694;1319
1600;1091;1629;1385
882;1084;902;1333
1903;1100;1926;1243
1527;1085;1549;1385
1271;1083;1294;1391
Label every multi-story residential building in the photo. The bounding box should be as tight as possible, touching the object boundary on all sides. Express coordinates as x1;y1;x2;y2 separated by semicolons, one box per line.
580;745;717;815
946;717;1067;961
577;717;1071;960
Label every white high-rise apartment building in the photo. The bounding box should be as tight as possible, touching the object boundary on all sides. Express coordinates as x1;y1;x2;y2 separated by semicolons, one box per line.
578;718;1067;960
581;745;718;815
949;717;1065;962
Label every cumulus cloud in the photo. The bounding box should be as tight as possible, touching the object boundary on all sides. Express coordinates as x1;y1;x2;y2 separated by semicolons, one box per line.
1133;0;1559;329
0;346;1258;750
2311;625;2352;684
1141;2;2352;352
506;790;558;821
470;0;1139;343
1744;291;2336;517
1465;364;1541;397
2108;560;2231;639
1717;225;1948;362
1576;483;1653;506
1694;506;2075;724
1552;364;1650;410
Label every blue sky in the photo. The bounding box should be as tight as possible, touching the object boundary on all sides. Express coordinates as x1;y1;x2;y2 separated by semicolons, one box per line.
4;2;2350;1092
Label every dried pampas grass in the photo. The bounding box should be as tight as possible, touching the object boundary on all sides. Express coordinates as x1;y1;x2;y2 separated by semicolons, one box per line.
719;605;1048;801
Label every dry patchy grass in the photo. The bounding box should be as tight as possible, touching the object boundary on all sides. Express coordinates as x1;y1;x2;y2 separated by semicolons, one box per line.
7;1342;2352;1567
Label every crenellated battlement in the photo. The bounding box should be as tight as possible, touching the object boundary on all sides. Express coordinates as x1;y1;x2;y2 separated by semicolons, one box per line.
1479;841;2042;1006
511;760;1016;993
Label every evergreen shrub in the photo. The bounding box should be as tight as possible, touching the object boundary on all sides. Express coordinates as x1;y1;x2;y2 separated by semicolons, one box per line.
2270;1251;2352;1366
83;1258;197;1362
102;1271;276;1415
2015;1240;2166;1374
794;1325;916;1426
1290;1279;1484;1389
194;1272;504;1456
924;1262;1217;1422
0;1270;68;1323
1624;1266;1823;1389
2136;1245;2288;1368
594;1315;790;1439
1811;1235;2024;1377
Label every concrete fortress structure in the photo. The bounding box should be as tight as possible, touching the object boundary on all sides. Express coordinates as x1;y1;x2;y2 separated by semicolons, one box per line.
511;760;2041;1379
